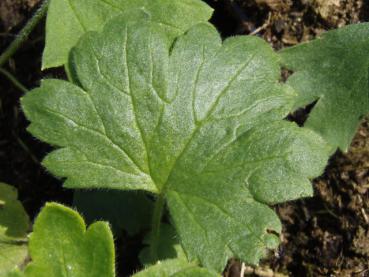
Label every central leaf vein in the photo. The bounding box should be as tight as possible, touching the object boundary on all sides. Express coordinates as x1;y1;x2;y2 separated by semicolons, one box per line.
123;26;154;184
66;0;86;32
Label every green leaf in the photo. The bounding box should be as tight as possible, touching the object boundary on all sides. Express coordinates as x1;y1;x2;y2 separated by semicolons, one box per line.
22;18;330;270
139;224;186;266
133;259;220;277
280;23;369;151
0;183;29;240
23;203;115;277
73;189;153;236
0;244;28;277
3;269;25;277
43;0;213;69
0;183;29;276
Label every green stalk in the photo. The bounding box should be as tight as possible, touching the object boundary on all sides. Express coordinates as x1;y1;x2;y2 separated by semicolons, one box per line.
0;0;49;67
0;68;28;93
149;193;166;262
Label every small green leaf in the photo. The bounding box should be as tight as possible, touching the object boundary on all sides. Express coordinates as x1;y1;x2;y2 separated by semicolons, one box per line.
0;183;29;240
43;0;213;69
73;189;153;236
23;203;115;277
22;17;330;270
0;183;29;276
0;244;28;277
3;269;25;277
139;224;186;266
133;259;220;277
280;23;369;151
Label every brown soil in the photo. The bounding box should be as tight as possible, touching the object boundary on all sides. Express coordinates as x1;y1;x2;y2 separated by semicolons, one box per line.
271;120;369;277
1;0;369;276
0;0;39;31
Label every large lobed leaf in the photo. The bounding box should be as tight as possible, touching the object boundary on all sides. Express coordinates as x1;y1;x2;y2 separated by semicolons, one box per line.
280;23;369;151
0;183;29;276
43;0;213;69
23;203;115;277
22;17;330;270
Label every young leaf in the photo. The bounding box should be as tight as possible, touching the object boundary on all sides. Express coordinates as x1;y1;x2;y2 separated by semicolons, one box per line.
43;0;213;69
133;259;219;277
23;203;115;277
73;189;153;236
0;243;28;277
0;183;29;276
280;23;369;151
0;183;29;240
22;17;330;270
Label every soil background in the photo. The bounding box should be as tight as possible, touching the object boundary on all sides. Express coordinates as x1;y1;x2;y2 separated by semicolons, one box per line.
1;0;369;276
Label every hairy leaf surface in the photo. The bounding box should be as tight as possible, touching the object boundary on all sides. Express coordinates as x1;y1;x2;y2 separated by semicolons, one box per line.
0;183;29;276
22;17;330;270
43;0;213;69
23;203;115;277
133;259;219;277
280;23;369;151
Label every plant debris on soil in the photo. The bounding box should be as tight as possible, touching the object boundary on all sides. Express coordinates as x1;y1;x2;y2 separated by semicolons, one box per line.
1;0;369;276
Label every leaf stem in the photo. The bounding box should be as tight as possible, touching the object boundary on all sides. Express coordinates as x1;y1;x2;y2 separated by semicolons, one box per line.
149;193;166;262
0;68;28;93
0;0;49;67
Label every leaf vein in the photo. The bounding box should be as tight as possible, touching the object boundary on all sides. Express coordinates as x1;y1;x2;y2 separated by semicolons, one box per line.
170;191;210;244
200;53;257;122
66;0;86;32
191;46;206;124
92;55;130;96
148;32;169;103
41;107;144;174
163;53;257;192
123;26;154;184
174;190;266;246
66;149;144;178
